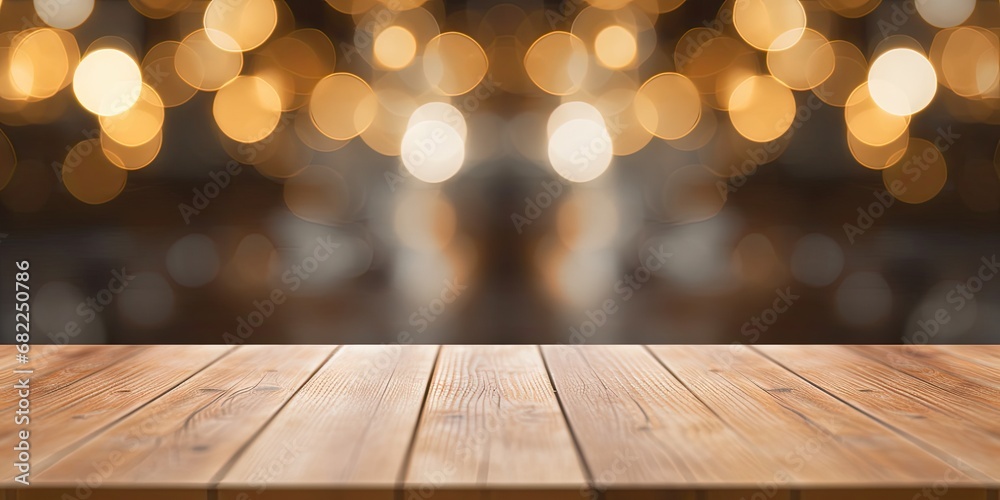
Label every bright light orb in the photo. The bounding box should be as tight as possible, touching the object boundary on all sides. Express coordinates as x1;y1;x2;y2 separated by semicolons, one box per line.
869;48;937;116
401;120;465;183
916;0;975;28
548;117;613;183
73;49;143;117
374;26;417;69
34;0;94;29
594;25;637;70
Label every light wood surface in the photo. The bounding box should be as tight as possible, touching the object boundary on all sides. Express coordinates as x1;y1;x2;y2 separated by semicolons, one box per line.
0;345;997;500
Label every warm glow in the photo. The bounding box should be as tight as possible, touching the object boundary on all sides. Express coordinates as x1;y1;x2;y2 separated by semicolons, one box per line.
62;139;128;204
73;48;143;117
213;76;282;143
634;72;701;140
733;0;807;51
401;120;466;183
175;29;243;91
525;31;589;96
810;40;867;107
99;83;164;147
34;0;94;29
728;75;795;143
767;28;835;91
374;26;417;70
845;83;910;146
868;48;937;116
142;41;197;108
102;129;162;170
594;25;637;70
547;102;612;183
915;0;975;28
10;28;78;100
204;0;278;52
423;32;488;96
882;139;948;204
309;73;377;140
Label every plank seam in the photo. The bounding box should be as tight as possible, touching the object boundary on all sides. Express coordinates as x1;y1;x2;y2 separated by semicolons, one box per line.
32;345;239;475
847;346;1000;409
538;345;599;500
750;346;997;483
206;344;343;487
395;345;442;500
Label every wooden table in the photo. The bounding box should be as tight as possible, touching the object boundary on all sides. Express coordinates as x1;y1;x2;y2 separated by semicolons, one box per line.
1;345;998;500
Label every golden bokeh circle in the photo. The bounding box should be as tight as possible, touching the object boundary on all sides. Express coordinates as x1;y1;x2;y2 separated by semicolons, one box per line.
594;25;637;70
728;75;795;143
204;0;278;52
10;28;78;100
733;0;807;51
101;128;162;171
845;82;910;146
99;83;164;147
767;28;835;91
142;41;198;108
62;139;128;204
634;72;702;140
810;40;867;107
213;75;282;143
374;26;418;70
524;31;589;96
882;138;947;204
309;73;377;140
175;29;243;91
73;48;142;117
423;32;488;96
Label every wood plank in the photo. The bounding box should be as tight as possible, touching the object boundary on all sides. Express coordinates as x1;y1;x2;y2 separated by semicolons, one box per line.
0;345;147;414
542;344;782;497
27;345;334;496
0;345;232;485
850;346;1000;407
935;345;1000;369
648;345;976;485
404;345;586;500
218;345;438;500
757;345;1000;481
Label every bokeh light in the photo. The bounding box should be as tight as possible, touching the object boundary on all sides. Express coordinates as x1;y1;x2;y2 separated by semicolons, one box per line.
309;73;377;140
34;0;94;29
213;75;282;143
61;139;128;204
728;75;795;143
423;32;488;96
594;25;637;69
634;72;701;140
73;48;142;117
204;0;278;52
882;138;948;204
525;31;589;96
733;0;807;51
374;26;417;70
99;83;164;147
868;48;937;116
548;102;613;183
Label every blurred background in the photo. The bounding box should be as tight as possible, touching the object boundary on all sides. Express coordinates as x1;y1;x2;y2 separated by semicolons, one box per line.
0;0;998;345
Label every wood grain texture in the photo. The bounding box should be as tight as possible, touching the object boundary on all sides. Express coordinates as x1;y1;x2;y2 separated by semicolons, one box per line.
32;345;334;488
757;345;1000;482
542;345;777;489
404;345;586;500
0;345;146;414
0;345;231;485
218;345;439;500
648;344;974;486
0;345;997;499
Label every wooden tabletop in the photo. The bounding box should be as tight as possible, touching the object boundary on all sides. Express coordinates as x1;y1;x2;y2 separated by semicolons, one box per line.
1;345;998;500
